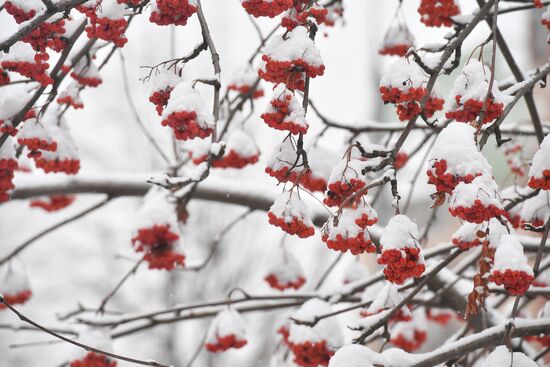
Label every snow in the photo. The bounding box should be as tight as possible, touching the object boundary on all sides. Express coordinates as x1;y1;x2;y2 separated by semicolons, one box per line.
327;158;366;187
381;24;414;48
269;190;314;227
446;60;512;112
528;133;550;183
323;205;368;241
365;283;407;316
40;124;80;162
328;344;377;367
493;234;533;275
162;81;214;131
94;0;129;20
135;188;179;231
225;129;259;158
150;70;182;93
0;42;37;63
307;145;340;182
519;190;550;225
5;0;44;14
289;299;343;347
266;249;305;286
261;26;324;68
379;58;427;92
343;259;370;284
429;122;491;178
450;175;503;211
266;137;300;173
480;345;537;367
229;65;259;88
544;6;550;21
380;214;421;251
72;58;101;80
0;258;30;295
0;84;32;121
206;308;247;343
264;84;308;130
0;137;16;161
17;118;57;144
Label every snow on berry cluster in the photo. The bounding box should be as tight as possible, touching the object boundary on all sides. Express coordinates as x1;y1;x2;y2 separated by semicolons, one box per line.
205;308;248;352
0;42;53;86
528;134;550;190
241;0;293;18
261;84;308;134
286;299;343;367
161;81;214;141
427;122;491;195
70;353;117;367
379;24;414;57
451;218;507;251
378;215;426;285
501;185;530;228
17;119;58;158
519;189;550;229
265;137;304;184
449;175;505;224
70;58;103;88
418;0;460;27
324;158;367;207
213;130;260;169
0;86;32;136
281;3;329;31
57;82;84;110
259;27;325;92
445;60;512;125
228;66;264;99
30;195;76;212
322;202;377;255
268;191;315;238
264;249;306;291
342;259;369;284
389;309;428;352
4;0;45;23
379;59;428;121
360;283;411;322
131;190;185;271
489;234;534;295
302;146;339;192
69;328;117;367
0;138;19;203
85;0;129;48
0;259;32;310
542;6;550;31
149;71;182;116
150;0;198;26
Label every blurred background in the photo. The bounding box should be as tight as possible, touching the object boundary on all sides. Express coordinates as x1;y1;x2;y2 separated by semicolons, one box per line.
0;0;549;366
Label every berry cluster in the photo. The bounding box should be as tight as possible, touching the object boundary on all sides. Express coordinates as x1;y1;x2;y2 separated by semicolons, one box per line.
378;247;426;285
528;170;550;190
149;88;173;116
259;56;325;92
261;90;308;134
0;69;9;86
4;1;37;23
390;329;427;352
205;334;248;352
264;273;306;291
132;224;185;271
70;352;117;367
0;157;18;203
212;150;259;169
0;120;17;136
161;111;213;141
380;85;426;121
394;152;408;170
427;159;479;194
289;340;334;367
323;178;366;207
150;0;198;26
241;0;293;18
281;5;329;31
35;157;80;175
265;165;300;184
30;195;75;212
426;308;455;325
418;0;460;27
0;290;32;309
1;53;53;86
57;95;84;109
489;269;534;296
18;137;57;158
322;230;375;255
452;236;481;250
445;96;504;124
360;308;412;322
449;199;505;224
228;83;264;99
424;96;445;118
86;17;129;48
267;212;315;238
22;20;66;53
70;71;102;88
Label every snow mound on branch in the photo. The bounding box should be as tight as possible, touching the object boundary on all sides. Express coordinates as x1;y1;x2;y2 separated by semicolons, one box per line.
265;249;305;289
0;85;31;121
150;71;182;93
224;129;259;158
266;137;300;172
519;190;550;226
269;191;314;229
328;344;376;367
136;188;179;230
289;299;343;346
0;137;17;160
94;0;129;19
262;26;324;68
366;283;407;316
0;42;37;63
379;58;427;92
480;345;537;367
343;260;370;284
380;214;421;251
